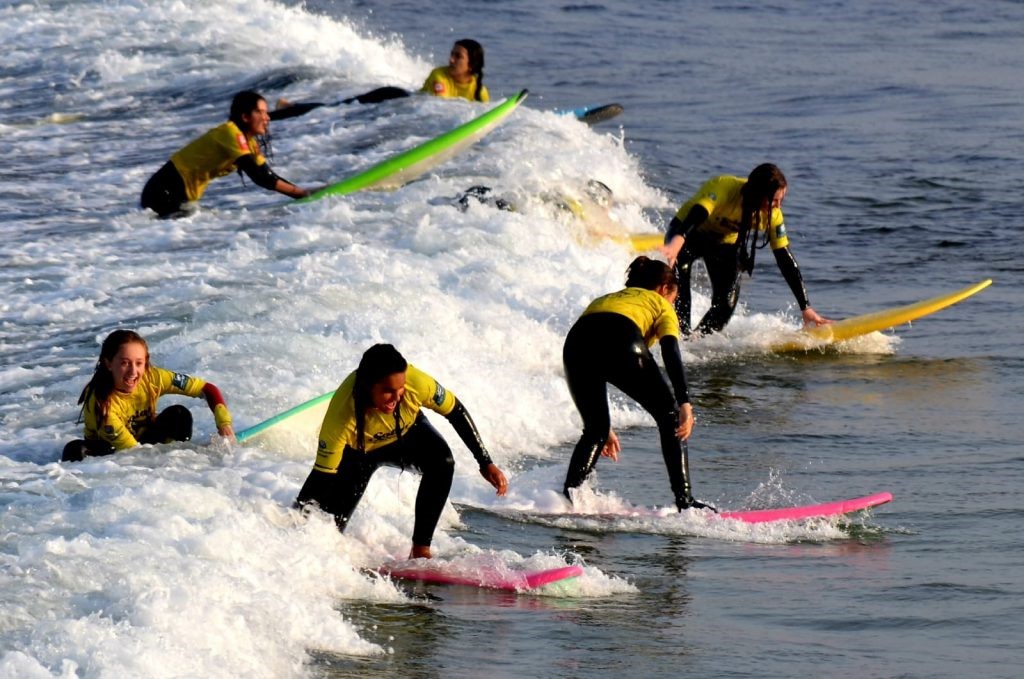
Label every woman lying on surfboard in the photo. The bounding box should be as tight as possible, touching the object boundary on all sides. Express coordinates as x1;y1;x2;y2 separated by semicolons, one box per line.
294;343;508;559
61;330;235;461
659;163;831;335
562;256;713;512
271;40;488;121
140;91;312;217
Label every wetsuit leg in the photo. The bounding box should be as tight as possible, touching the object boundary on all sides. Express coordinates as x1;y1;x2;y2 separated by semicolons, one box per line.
345;86;411;104
61;439;115;462
140;161;188;218
696;243;742;335
607;359;695;509
374;416;455;547
138;404;193;444
672;237;707;336
562;317;616;497
294;449;379;533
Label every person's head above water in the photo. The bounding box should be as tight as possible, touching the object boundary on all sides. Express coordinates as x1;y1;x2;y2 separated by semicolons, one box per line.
625;256;678;295
229;90;270;136
450;39;485;79
76;329;152;422
449;39;486;101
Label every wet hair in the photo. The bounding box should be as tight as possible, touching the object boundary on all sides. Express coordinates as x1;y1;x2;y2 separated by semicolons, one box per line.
77;330;151;424
625;256;677;292
228;90;273;172
454;39;486;102
737;163;788;275
353;343;408;452
229;91;266;130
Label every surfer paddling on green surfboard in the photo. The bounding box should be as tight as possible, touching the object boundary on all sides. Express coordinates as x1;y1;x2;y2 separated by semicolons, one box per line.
659;163;832;336
294;344;508;560
140;91;314;217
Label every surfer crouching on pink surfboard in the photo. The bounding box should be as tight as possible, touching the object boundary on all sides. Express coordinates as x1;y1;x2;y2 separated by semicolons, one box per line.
294;344;508;559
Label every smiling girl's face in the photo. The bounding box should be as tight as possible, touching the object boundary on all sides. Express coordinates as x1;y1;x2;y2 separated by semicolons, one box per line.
104;341;148;393
369;371;406;414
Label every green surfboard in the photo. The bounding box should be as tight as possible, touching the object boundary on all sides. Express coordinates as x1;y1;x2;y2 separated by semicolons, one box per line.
236;390;336;444
295;89;528;203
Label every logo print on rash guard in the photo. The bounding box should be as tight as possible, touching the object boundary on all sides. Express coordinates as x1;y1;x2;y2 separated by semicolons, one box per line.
433;382;447;406
171;373;192;390
236;133;250;153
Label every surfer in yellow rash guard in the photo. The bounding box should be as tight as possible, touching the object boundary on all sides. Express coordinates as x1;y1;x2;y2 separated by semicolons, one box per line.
562;256;714;512
659;163;832;335
140;91;311;217
294;344;508;560
61;330;235;461
420;39;490;103
271;40;489;121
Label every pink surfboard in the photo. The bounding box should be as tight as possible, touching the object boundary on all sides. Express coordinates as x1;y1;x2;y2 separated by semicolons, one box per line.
378;563;583;591
718;491;893;524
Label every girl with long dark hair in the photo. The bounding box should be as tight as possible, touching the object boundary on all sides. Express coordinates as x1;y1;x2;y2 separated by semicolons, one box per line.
660;163;831;335
140;90;311;217
294;344;507;559
62;330;235;461
421;39;489;102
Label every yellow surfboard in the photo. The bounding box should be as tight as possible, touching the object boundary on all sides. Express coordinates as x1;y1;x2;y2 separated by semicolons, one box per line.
771;279;993;352
627;232;664;252
602;232;663;252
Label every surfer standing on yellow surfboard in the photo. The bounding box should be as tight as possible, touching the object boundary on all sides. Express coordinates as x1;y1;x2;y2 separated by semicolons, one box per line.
659;163;832;335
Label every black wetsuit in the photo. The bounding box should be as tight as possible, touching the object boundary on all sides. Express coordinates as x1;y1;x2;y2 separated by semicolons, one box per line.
62;404;193;462
294;414;455;545
140;155;285;218
269;86;411;121
667;205;810;335
562;312;698;510
294;390;492;547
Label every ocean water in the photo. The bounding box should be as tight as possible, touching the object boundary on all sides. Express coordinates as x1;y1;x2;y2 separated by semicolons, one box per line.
2;0;1022;677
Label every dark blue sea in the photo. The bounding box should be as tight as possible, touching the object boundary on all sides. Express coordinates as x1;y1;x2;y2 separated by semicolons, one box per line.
1;0;1022;677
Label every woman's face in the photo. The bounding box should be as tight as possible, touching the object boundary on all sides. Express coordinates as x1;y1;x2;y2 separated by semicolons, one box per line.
240;99;271;136
448;44;472;78
657;284;679;305
104;342;148;394
369;371;407;414
767;186;787;211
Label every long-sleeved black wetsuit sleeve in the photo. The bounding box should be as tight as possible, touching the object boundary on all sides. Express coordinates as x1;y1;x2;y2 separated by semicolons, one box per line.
659;336;690;406
665;205;710;242
773;246;810;310
444;399;494;470
235;154;288;191
269;102;326;121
